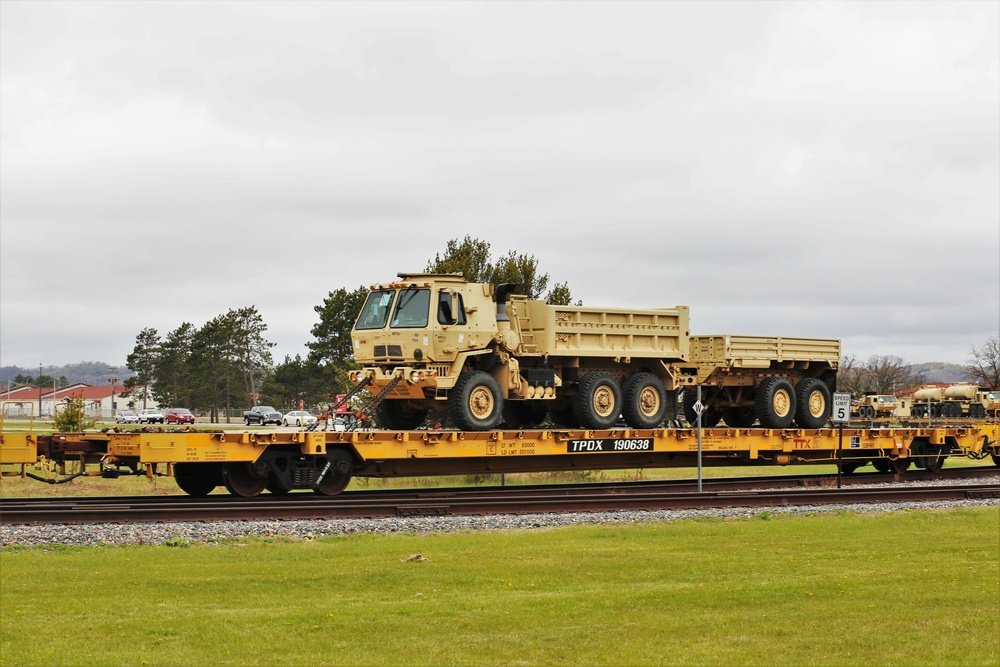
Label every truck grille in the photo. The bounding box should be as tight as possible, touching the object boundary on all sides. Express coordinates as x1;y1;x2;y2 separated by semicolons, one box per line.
373;344;404;361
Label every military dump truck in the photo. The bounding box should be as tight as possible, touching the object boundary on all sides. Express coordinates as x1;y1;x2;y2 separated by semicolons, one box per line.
909;383;999;419
349;274;840;431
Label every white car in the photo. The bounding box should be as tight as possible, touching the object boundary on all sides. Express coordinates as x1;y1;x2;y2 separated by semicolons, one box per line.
138;408;164;424
282;410;318;427
115;410;140;424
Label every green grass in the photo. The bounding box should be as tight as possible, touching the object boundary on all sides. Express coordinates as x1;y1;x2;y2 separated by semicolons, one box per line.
1;508;997;666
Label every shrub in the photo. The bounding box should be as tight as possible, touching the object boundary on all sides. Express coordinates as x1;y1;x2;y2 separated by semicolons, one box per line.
53;394;98;432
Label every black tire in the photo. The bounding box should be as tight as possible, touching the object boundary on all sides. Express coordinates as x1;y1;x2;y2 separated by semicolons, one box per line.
722;406;756;428
244;417;251;426
448;372;503;431
755;377;796;429
682;388;721;427
174;463;220;497
621;373;668;429
794;378;831;429
572;372;622;430
376;400;428;430
502;401;549;429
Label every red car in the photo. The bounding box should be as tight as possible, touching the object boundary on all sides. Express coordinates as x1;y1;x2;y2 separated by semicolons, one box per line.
165;408;195;425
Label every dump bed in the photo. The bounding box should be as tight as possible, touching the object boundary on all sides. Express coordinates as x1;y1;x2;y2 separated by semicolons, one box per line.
689;335;841;369
518;299;690;361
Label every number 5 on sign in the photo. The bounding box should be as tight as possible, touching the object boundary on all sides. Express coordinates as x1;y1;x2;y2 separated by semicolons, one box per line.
832;392;851;424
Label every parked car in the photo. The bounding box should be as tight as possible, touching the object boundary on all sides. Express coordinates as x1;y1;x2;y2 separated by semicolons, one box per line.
165;408;195;425
137;408;164;424
282;410;317;427
115;410;139;424
243;406;282;426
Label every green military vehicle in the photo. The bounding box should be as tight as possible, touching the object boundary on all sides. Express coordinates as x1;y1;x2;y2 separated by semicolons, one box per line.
350;274;840;431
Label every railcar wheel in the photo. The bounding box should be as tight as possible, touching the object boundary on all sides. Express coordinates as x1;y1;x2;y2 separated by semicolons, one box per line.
622;373;668;429
992;453;1000;467
573;372;622;430
222;462;269;498
174;463;220;497
502;401;549;429
722;407;756;428
376;400;428;430
889;458;911;474
872;459;892;473
794;378;831;429
314;450;353;496
755;377;796;429
449;372;503;431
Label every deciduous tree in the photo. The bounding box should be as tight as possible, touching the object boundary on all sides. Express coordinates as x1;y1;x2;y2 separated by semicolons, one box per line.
965;334;1000;389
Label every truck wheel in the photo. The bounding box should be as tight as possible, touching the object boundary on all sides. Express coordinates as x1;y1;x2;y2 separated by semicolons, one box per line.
573;372;622;430
244;417;250;426
794;378;831;429
682;388;722;427
449;372;503;431
722;406;756;428
376;400;428;430
502;401;549;429
622;373;667;429
755;376;796;429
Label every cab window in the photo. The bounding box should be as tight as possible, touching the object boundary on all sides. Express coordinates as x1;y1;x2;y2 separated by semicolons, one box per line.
356;290;395;330
438;291;467;325
390;288;430;328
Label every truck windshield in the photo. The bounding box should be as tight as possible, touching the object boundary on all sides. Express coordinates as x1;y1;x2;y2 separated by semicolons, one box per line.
390;288;430;328
356;290;396;330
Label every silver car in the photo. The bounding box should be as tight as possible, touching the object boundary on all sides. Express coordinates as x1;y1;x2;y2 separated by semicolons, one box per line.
115;410;140;424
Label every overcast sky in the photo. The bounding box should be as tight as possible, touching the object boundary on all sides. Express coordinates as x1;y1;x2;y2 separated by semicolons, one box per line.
1;1;998;372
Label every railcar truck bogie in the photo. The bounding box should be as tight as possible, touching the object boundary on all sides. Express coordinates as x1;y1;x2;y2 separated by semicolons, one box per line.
349;273;840;431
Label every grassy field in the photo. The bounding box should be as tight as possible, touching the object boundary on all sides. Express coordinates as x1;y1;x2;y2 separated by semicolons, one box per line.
1;507;997;666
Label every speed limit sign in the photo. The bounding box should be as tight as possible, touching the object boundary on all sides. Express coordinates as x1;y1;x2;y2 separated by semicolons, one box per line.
832;392;851;424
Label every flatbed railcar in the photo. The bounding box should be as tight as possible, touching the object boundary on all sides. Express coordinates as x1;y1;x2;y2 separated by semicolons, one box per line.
2;423;998;498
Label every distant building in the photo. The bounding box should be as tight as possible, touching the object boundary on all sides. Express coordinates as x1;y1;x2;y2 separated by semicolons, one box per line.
0;384;158;418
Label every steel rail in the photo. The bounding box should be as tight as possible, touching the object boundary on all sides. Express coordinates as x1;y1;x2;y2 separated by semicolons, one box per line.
1;479;997;526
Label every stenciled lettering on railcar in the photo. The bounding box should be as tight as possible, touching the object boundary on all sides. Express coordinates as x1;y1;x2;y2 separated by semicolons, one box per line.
567;438;654;453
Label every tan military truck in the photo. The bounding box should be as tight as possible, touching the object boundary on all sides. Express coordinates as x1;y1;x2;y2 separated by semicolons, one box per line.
910;383;998;419
851;393;900;419
349;274;840;431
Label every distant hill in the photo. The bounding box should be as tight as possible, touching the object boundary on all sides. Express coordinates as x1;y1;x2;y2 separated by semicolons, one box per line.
907;362;970;384
0;362;134;386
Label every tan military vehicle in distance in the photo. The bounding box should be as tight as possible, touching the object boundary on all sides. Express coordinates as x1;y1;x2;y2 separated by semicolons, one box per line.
909;383;998;419
350;273;840;431
852;393;900;419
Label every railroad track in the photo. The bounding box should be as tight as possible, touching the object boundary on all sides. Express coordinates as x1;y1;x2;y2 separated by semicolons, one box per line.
2;468;997;525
